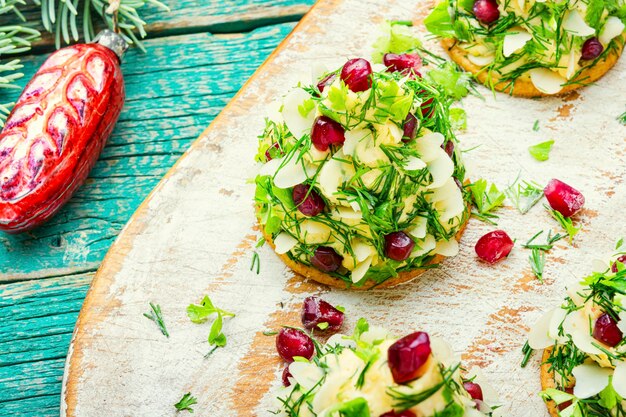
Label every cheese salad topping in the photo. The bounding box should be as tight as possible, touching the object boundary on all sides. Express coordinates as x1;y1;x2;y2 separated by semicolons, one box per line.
276;320;500;417
426;0;626;94
254;62;470;287
526;252;626;415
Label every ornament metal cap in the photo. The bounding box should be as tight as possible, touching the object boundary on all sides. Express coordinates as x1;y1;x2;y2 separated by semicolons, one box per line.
93;29;128;61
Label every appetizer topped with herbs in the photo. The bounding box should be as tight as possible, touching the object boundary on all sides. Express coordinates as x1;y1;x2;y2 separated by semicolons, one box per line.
274;297;500;417
425;0;626;96
525;252;626;416
254;54;470;289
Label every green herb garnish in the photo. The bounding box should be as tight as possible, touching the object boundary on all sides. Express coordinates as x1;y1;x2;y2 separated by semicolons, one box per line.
187;295;235;348
528;140;554;161
469;179;505;222
546;206;580;244
174;392;197;413
143;302;169;338
505;177;543;214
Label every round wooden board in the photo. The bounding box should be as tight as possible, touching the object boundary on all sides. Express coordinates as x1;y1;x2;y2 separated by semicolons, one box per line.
61;0;626;416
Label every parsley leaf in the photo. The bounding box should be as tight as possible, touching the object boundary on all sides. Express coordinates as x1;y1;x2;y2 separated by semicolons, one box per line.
372;21;422;63
187;295;235;348
469;179;505;215
174;392;197;413
424;2;456;38
449;108;467;130
426;61;472;100
528;139;554;161
325;397;371;417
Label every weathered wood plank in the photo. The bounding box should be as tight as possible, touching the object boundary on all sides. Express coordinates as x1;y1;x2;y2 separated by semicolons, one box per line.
0;23;296;281
58;0;626;415
0;273;91;415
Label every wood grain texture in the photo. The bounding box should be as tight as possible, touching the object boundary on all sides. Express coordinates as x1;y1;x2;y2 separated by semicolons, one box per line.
0;23;296;282
0;22;301;416
60;0;626;416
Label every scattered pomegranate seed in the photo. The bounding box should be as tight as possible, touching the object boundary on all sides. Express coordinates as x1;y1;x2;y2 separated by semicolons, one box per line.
443;140;455;158
385;232;416;261
402;114;418;142
581;37;604;60
311;115;346;151
593;313;623;347
282;366;293;386
380;411;417;417
340;58;373;92
388;331;432;384
544;179;585;218
317;73;337;94
310;246;343;272
302;296;344;331
383;53;422;75
611;255;626;273
473;0;500;24
463;381;484;401
292;184;325;216
276;328;315;363
265;142;282;161
475;230;514;264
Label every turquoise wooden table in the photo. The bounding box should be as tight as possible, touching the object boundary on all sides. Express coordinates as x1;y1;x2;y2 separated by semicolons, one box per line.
0;1;315;414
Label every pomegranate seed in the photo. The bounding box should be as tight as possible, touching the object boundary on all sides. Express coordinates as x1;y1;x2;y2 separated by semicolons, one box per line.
310;246;343;272
383;53;422;75
388;331;432;384
317;73;337;94
593;313;623;347
311;116;346;151
611;255;626;273
384;232;415;261
473;0;500;24
420;97;435;118
276;328;315;363
544;179;585;218
292;184;325;216
265;142;282;161
302;296;344;331
475;230;514;264
282;366;292;386
380;411;417;417
402;114;418;142
558;387;574;411
463;381;484;401
443;140;455;157
581;37;604;60
340;58;373;93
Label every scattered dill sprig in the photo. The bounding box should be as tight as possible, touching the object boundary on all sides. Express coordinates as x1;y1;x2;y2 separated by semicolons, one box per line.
529;248;545;282
546;206;580;244
505;177;544;214
250;251;260;274
532;120;540;131
143;302;169;338
174;392;197;413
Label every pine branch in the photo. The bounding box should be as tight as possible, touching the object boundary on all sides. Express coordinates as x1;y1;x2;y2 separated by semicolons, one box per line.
33;0;170;50
0;0;169;125
0;23;41;125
